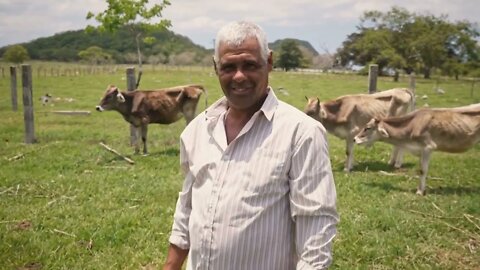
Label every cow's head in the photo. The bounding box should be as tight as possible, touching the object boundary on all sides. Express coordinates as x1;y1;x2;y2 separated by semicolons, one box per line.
96;85;125;112
354;118;389;146
304;96;322;121
179;87;204;124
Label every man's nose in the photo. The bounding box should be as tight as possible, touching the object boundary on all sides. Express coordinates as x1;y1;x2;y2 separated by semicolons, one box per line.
232;69;247;81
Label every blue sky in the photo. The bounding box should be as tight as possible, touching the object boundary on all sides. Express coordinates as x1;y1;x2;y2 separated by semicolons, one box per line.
0;0;478;54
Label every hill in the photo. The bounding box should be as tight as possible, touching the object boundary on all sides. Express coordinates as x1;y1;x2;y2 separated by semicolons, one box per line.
270;38;319;58
0;27;319;66
0;26;212;65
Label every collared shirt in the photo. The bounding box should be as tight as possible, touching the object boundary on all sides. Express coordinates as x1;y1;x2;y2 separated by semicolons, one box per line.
169;88;338;270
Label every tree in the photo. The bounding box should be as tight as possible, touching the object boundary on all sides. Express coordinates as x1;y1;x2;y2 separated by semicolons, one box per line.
275;39;304;71
3;45;29;64
78;46;112;64
86;0;171;87
336;6;480;79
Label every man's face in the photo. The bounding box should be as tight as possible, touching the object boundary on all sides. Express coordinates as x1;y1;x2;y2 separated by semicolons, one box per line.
215;37;272;111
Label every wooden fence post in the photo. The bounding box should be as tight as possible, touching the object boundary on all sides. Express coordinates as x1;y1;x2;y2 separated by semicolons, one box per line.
10;66;18;111
368;64;378;93
126;67;137;146
409;72;416;109
471;79;476;98
22;64;36;144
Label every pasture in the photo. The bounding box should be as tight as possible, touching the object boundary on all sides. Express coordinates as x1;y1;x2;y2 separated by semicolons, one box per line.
1;63;479;269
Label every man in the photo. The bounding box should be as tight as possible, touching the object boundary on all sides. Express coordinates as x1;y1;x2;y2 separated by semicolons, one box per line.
163;21;338;270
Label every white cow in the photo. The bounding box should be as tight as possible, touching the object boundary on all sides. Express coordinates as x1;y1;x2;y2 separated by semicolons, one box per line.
354;104;480;195
305;88;414;171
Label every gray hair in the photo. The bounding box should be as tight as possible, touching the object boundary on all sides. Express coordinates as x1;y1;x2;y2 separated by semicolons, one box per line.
213;21;270;64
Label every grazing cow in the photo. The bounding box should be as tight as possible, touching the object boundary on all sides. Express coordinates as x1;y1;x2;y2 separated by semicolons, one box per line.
39;93;52;106
354;104;480;195
96;84;207;154
305;88;414;171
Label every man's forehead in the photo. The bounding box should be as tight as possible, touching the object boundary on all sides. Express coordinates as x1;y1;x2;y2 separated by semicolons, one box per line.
219;37;260;54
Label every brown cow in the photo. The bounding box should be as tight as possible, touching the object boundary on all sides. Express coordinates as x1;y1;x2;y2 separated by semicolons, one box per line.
354;104;480;195
305;88;414;172
96;84;207;154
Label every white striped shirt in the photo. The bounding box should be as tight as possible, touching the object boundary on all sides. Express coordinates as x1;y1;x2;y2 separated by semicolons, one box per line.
169;88;338;270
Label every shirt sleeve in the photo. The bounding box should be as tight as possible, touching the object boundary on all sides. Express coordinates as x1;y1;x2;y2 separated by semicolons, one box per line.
168;137;194;250
289;123;339;269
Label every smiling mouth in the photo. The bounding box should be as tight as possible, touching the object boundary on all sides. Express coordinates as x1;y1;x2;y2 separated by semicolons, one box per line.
231;85;253;94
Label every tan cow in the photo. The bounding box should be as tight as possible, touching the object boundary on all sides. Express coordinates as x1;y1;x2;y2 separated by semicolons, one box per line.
96;84;207;154
305;88;414;172
354;104;480;195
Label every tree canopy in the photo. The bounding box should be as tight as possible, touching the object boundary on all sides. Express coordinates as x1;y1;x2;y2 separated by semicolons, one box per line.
86;0;171;87
78;46;112;64
275;39;306;71
336;7;480;79
3;45;30;64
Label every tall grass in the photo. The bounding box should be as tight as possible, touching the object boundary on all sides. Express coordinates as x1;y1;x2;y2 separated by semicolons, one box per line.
1;64;479;269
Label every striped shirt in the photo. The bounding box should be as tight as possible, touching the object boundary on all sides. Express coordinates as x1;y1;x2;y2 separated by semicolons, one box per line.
169;88;338;270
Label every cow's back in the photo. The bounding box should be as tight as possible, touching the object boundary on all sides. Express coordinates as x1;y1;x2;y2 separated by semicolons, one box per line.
321;95;393;139
428;109;480;152
141;90;183;124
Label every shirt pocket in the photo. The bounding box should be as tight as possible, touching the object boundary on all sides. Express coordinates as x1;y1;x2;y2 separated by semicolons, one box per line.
243;147;290;194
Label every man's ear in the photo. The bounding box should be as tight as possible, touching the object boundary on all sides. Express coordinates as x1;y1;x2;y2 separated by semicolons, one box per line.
267;50;273;71
212;56;219;75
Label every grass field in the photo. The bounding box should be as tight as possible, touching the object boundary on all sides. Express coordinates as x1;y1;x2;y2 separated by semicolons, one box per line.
1;63;479;269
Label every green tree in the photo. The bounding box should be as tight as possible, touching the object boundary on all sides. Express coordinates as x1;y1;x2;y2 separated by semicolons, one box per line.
78;46;113;64
275;39;304;71
86;0;171;87
337;6;479;79
2;45;29;64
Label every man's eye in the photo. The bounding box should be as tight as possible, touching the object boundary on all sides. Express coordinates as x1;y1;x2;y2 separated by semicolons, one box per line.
244;63;259;70
220;65;235;72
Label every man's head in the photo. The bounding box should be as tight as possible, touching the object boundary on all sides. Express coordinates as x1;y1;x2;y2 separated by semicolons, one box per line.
213;21;273;112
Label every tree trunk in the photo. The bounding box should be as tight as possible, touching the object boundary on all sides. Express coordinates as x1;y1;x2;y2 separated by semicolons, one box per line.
423;67;431;79
393;70;399;82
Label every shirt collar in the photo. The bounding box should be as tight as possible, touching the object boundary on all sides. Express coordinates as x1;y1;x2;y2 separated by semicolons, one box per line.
205;86;278;123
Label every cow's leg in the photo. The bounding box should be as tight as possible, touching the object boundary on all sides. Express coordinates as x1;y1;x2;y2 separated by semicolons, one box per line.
416;149;432;195
133;126;140;154
141;124;148;155
389;146;404;169
345;138;354;172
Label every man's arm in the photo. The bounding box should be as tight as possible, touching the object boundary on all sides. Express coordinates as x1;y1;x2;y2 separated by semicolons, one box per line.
289;123;339;269
163;244;189;270
164;137;194;269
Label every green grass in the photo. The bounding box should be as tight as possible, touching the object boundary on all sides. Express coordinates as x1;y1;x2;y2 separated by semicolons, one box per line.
0;63;479;269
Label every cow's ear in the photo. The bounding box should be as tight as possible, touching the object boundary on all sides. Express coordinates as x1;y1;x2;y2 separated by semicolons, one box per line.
378;127;389;138
320;107;328;119
116;91;126;103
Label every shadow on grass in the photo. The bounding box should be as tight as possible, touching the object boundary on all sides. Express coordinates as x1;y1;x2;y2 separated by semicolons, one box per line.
363;180;480;196
148;147;179;157
426;185;480;196
363;182;412;194
334;161;416;173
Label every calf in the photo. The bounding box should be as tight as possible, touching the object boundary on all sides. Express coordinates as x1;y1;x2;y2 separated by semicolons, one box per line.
305;88;414;171
354;104;480;195
96;84;207;154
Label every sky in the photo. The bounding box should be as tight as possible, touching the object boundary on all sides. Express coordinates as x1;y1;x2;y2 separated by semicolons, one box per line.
0;0;478;54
